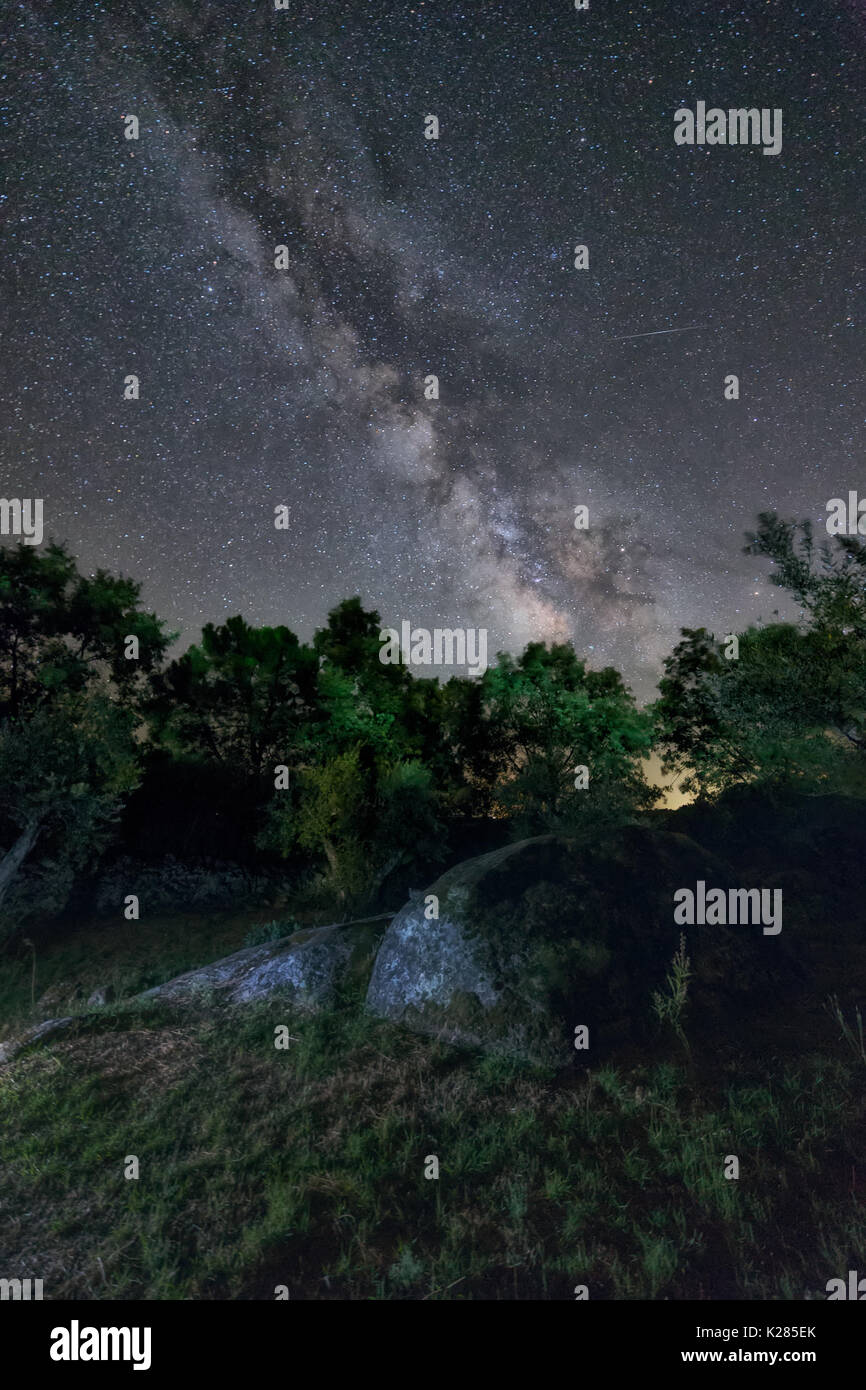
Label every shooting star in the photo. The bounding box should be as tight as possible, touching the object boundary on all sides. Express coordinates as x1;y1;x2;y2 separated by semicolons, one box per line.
615;324;709;341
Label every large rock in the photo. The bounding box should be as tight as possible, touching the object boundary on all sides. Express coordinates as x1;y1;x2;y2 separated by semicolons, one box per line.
141;919;386;1009
366;828;797;1064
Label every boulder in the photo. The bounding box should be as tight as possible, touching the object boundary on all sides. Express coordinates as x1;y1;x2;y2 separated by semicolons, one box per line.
366;827;798;1064
140;918;386;1010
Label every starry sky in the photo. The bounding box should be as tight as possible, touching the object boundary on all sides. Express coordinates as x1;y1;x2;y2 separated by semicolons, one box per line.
2;0;863;702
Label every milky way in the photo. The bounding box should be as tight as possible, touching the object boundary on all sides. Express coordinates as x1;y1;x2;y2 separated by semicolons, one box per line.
2;1;863;700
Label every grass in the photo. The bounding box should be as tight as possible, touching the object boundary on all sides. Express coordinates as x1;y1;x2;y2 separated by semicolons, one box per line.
2;929;866;1298
0;908;321;1043
2;903;866;1300
651;933;692;1060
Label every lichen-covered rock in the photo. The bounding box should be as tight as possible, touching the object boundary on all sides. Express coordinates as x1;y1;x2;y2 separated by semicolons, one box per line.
141;919;386;1009
366;828;797;1065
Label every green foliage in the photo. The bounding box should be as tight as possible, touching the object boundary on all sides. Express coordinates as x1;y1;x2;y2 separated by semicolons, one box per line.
313;596;389;675
654;625;866;801
13;517;866;930
478;643;654;831
0;543;167;938
0;540;171;720
651;628;732;798
0;694;141;941
388;1244;425;1290
653;515;866;801
149;615;318;776
745;511;866;641
261;747;443;907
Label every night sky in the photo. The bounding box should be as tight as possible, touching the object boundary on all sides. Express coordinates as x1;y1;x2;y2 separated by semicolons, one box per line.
3;0;863;701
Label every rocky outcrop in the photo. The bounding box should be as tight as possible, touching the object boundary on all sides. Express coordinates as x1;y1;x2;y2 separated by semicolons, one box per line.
140;917;387;1009
8;800;840;1070
0;919;388;1067
366;827;798;1064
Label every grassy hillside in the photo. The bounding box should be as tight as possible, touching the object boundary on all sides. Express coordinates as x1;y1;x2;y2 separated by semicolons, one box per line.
2;903;865;1300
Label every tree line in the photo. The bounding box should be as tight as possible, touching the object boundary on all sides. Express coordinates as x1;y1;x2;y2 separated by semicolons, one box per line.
0;513;863;941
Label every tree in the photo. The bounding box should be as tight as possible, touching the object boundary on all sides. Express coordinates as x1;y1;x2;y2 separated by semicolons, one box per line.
745;513;866;750
0;543;170;938
260;746;443;908
653;514;866;800
0;694;140;940
312;596;389;676
653;623;866;800
653;628;745;799
745;512;866;641
150;616;319;776
479;642;654;833
311;597;416;759
0;540;171;720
